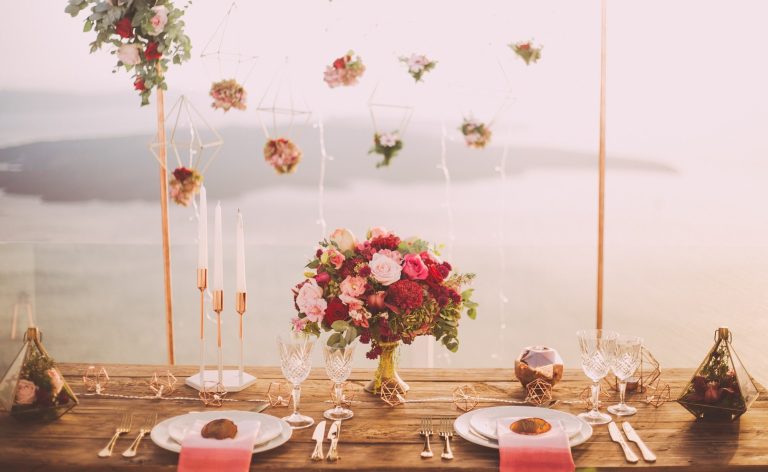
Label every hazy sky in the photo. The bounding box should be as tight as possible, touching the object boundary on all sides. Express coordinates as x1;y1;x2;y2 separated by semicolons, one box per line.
1;0;767;160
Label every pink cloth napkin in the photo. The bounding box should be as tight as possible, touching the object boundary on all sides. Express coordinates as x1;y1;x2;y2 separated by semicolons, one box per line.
497;419;575;472
178;419;260;472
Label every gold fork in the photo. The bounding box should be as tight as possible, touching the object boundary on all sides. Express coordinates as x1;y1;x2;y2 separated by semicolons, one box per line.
419;417;434;458
439;417;454;460
98;410;132;458
122;413;157;458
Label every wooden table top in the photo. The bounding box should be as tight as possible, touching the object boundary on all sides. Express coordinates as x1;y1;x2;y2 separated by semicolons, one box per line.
0;363;765;471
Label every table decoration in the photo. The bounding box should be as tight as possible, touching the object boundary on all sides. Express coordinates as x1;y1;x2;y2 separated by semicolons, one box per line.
576;329;617;425
323;343;356;421
460;118;492;149
267;381;291;407
199;380;227;408
277;334;315;429
329;381;360;409
644;378;672;407
380;379;408;407
524;378;553;406
399;53;437;82
579;384;611;410
607;335;643;416
605;346;660;394
0;327;78;421
514;346;564;388
291;227;477;395
148;371;178;398
678;327;759;420
324;51;366;88
498;419;574;472
453;384;479;412
178;419;257;471
509;40;543;65
83;366;110;394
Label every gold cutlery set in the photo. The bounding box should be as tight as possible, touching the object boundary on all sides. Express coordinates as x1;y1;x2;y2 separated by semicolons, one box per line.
608;421;656;463
420;417;454;460
310;420;343;462
98;411;158;459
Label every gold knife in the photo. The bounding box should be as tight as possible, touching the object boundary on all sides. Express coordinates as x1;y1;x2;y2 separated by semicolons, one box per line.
622;422;656;462
608;421;639;463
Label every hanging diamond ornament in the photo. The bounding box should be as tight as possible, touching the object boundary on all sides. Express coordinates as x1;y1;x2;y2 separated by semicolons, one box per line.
83;366;110;394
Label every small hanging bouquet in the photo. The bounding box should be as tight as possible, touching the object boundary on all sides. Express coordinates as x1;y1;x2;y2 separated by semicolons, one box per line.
399;54;437;82
264;138;302;174
460;118;492;149
169;166;202;206
509;40;542;65
65;0;192;106
369;131;403;168
324;51;366;88
209;79;247;112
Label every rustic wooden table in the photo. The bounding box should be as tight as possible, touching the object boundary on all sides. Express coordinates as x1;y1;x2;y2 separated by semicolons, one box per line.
0;364;765;471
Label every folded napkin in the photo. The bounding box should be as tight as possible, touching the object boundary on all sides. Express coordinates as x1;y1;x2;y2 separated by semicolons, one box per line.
178;419;260;472
497;418;575;472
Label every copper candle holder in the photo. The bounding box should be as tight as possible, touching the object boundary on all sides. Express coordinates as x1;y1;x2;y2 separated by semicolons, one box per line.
213;289;224;386
235;292;247;385
197;268;207;384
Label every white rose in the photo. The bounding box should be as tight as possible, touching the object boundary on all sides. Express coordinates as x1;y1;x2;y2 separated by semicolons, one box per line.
149;5;169;35
329;228;357;252
370;252;402;286
117;44;142;65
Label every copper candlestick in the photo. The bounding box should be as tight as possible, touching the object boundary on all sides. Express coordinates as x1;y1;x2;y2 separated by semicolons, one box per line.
213;289;224;386
197;268;207;384
235;292;247;385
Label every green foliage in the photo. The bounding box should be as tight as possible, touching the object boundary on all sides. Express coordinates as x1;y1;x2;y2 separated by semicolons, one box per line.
369;133;404;168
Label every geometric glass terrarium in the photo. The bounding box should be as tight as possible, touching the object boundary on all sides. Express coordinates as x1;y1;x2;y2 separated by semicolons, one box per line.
677;327;759;421
0;327;78;421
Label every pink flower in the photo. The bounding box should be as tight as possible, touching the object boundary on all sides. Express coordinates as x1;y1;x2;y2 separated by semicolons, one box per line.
339;293;364;311
376;249;403;265
367;226;390;239
295;279;327;320
330;228;357;252
403;253;429;280
369;252;402;286
15;379;37;405
117;43;142;66
325;248;345;269
47;368;64;397
340;276;366;298
304;301;327;323
349;309;370;328
291;317;308;332
149;6;169;35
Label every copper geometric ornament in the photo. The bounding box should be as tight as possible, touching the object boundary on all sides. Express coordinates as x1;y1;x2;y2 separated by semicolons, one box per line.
330;381;359;408
380;379;407;407
267;381;291;407
149;371;178;398
579;385;612;410
525;378;553;406
644;378;671;408
83;366;110;394
605;346;661;394
452;384;479;412
199;381;227;407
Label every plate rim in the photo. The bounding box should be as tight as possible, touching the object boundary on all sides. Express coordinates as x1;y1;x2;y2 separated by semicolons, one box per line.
468;406;583;440
165;410;284;446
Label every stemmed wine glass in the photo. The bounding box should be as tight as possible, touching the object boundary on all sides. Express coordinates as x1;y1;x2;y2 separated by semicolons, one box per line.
576;329;618;425
608;334;643;416
323;341;356;421
277;333;315;429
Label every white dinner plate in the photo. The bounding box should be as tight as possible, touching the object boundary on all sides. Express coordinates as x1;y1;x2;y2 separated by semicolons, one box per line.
454;407;593;449
469;406;583;440
150;411;292;454
166;410;283;446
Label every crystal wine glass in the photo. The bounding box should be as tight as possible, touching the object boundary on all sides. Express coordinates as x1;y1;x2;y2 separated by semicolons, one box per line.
323;341;356;421
608;334;643;416
576;329;618;425
277;333;315;429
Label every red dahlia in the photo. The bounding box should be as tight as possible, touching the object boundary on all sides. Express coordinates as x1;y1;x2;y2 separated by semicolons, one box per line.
144;42;162;61
324;297;349;327
385;280;424;314
116;17;133;38
133;77;146;91
172;167;193;182
370;234;401;251
333;57;347;70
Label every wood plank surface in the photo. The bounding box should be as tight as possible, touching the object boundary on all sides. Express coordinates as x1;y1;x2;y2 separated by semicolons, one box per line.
0;364;766;471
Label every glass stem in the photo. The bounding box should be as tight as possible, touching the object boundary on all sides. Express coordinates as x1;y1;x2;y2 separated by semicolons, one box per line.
291;384;301;416
591;381;600;414
619;381;627;407
334;382;343;411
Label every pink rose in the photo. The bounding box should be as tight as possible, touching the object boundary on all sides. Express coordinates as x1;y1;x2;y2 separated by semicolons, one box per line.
330;228;357;252
339;293;364;311
15;379;37;405
369;252;402;286
117;43;142;66
367;226;390;239
376;249;403;265
47;368;64;397
349;309;370;328
403;253;429;280
149;5;169;35
340;276;366;298
295;279;327;318
325;248;345;269
303;301;327;323
291;317;308;332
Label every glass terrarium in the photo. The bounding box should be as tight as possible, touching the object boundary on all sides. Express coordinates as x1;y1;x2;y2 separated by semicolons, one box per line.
677;327;759;421
0;327;78;421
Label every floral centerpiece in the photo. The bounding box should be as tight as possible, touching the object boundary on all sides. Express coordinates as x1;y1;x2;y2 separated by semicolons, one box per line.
65;0;192;106
399;54;437;82
460;118;492;149
323;51;366;88
264;138;302;174
291;228;477;393
509;40;542;65
169;166;202;206
369;131;403;168
209;79;247;112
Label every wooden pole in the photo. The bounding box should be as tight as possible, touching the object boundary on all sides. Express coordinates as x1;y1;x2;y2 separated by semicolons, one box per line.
596;0;608;330
156;64;175;364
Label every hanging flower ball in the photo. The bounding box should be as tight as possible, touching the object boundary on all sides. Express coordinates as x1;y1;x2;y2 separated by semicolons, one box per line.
264;138;302;174
209;79;247;112
399;54;437;82
324;50;366;88
509;40;543;65
169;167;202;207
460;119;492;149
369;131;403;168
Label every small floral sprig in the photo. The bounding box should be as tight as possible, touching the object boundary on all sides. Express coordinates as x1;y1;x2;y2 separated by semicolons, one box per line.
460;118;492;149
13;350;70;410
399;54;437;82
65;0;192;106
291;227;477;359
324;50;366;88
209;79;247;112
509;40;542;65
369;131;403;168
169;166;202;206
264;138;302;174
